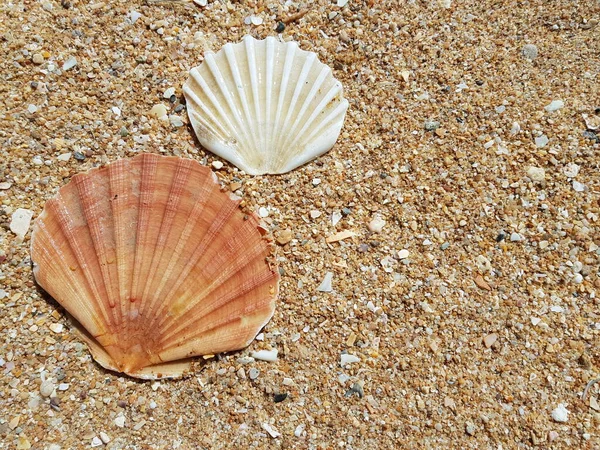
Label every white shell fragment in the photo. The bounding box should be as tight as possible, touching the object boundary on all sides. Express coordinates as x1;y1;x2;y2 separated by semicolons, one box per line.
551;404;569;423
317;272;334;292
183;35;349;175
544;100;564;112
251;349;278;362
340;353;360;367
10;208;34;239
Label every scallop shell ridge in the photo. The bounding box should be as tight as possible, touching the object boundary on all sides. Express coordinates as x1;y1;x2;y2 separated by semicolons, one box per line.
30;154;279;379
183;35;349;175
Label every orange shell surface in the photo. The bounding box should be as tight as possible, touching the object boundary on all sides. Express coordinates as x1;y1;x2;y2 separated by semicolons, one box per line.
30;154;279;379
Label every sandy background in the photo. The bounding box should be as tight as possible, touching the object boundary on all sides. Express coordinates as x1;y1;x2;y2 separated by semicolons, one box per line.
1;0;599;448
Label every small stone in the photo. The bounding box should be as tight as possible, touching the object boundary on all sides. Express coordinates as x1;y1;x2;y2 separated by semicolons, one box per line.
312;178;321;186
169;115;184;127
250;16;264;26
129;10;142;23
310;210;322;219
91;437;102;447
531;317;541;326
16;437;31;450
150;104;168;119
274;393;288;403
248;368;260;380
262;423;280;438
340;353;360;367
40;380;55;397
62;56;77;71
275;21;285;33
276;230;293;245
572;181;585;192
573;273;583;284
258;207;269;218
251;349;278;362
163;87;176;99
526;166;545;182
337;0;349;6
10;208;34;239
522;44;538;60
424;120;440;131
114;415;125;427
57;152;72;162
535;135;549;148
0;182;12;189
345;382;364;398
341;207;352;216
28;104;38;113
465;422;476;436
317;272;334;292
510;232;522;242
551;404;569;422
563;163;580;178
49;323;64;333
545;100;564;112
474;275;491;291
73;151;86;161
209;160;223;170
99;432;110;444
9;416;20;430
397;249;410;259
32;53;45;65
368;215;386;232
294;424;305;437
483;333;498;348
440;242;450;250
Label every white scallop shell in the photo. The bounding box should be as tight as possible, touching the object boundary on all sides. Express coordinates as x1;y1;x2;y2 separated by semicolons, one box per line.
183;35;349;175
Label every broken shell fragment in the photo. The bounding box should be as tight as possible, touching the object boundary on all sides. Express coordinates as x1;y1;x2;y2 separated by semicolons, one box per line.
183;35;349;175
30;154;279;379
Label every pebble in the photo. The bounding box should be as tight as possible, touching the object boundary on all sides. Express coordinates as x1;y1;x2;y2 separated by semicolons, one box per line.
251;349;278;362
73;151;86;161
28;104;38;114
258;207;269;218
32;53;45;64
193;0;207;6
572;181;585;192
345;382;364;398
397;249;410;259
0;182;12;190
317;272;334;292
526;166;545;182
551;404;569;422
57;152;72;162
274;393;287;403
10;208;34;239
294;424;305;438
337;0;349;6
522;44;538;60
544;100;564;112
129;10;142;23
248;368;260;380
40;380;55;397
368;215;386;232
91;437;102;447
310;210;322;219
483;333;498;348
276;229;293;245
163;87;176;99
114;415;125;427
563;163;580;178
424;120;440;131
150;104;168;120
62;56;77;71
573;273;583;284
534;135;549;148
49;323;63;333
340;353;360;367
99;432;110;444
510;232;522;242
262;423;280;438
465;422;476;436
312;178;321;186
211;160;224;170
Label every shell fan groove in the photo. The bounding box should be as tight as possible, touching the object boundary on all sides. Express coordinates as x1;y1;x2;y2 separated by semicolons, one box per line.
184;35;349;175
30;153;279;379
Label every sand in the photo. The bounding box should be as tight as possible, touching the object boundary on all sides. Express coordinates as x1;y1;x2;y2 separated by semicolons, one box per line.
1;0;599;448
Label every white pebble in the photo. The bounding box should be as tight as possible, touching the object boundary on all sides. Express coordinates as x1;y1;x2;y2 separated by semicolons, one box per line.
563;163;580;178
40;380;55;397
150;104;168;120
193;0;208;5
312;178;321;186
397;249;410;259
317;272;334;292
211;160;224;170
526;166;545;182
573;273;583;284
49;323;63;333
32;156;44;165
337;0;349;6
114;416;125;427
251;349;278;362
262;423;280;438
572;181;585;192
57;152;72;162
535;135;549;148
129;10;142;23
531;317;541;326
522;44;538;60
10;208;34;239
551;404;569;423
91;437;102;448
544;100;564;112
250;16;264;26
27;104;38;113
111;106;121;117
368;215;386;232
294;424;306;437
258;207;269;218
62;56;77;71
168;115;184;127
510;232;522;242
163;87;176;99
331;211;342;226
99;432;110;444
510;122;521;135
310;210;322;219
58;383;69;391
340;353;360;367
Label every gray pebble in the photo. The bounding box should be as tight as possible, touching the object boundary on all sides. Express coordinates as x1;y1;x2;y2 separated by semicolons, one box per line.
73;151;86;161
522;44;538;60
424;120;440;131
248;368;260;380
510;232;522;242
465;421;476;436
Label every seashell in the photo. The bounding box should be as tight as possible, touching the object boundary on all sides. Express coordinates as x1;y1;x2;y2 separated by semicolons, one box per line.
30;154;279;379
183;35;349;175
